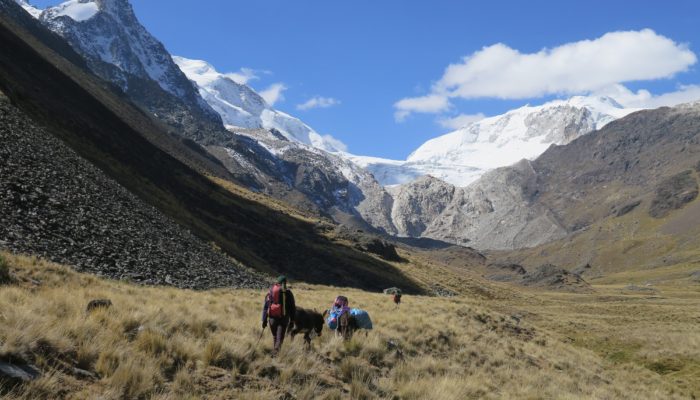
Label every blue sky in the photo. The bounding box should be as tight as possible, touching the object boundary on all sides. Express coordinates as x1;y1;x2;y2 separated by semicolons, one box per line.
31;0;700;159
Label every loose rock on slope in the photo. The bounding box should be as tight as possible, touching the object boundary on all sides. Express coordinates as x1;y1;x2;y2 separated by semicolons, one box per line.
0;93;264;289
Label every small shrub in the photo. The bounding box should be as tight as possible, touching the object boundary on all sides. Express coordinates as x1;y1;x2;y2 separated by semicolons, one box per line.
107;358;159;400
172;368;197;395
135;330;168;356
95;349;121;378
202;339;245;370
0;255;13;284
75;346;99;371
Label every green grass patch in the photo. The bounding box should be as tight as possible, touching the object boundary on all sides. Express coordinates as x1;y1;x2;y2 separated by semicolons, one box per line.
645;359;684;375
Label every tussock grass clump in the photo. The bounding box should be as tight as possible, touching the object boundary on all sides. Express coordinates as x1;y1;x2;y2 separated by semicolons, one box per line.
0;254;13;284
0;251;697;399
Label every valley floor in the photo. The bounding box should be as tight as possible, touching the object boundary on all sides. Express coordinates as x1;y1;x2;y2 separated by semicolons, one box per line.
0;251;698;399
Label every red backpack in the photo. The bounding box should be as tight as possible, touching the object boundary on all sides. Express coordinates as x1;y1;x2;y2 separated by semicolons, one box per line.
268;284;285;318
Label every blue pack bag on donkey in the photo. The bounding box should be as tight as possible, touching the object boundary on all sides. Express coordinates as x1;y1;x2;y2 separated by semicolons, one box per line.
350;308;373;330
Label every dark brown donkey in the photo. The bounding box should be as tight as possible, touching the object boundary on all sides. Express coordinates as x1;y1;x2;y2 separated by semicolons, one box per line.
289;308;324;347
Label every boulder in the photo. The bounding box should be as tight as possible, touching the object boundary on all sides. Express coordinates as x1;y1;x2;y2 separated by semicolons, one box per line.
486;263;527;282
521;264;592;293
86;299;112;312
0;359;40;388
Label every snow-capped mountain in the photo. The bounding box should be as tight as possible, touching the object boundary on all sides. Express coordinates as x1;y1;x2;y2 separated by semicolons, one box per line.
26;0;225;141
173;57;344;152
350;96;639;187
18;0;396;232
39;0;197;99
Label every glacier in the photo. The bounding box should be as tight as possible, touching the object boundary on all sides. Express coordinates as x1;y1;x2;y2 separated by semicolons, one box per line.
350;96;639;187
173;56;345;153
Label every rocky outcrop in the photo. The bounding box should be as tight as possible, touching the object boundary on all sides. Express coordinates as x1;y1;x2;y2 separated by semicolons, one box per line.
485;263;527;282
389;161;567;250
390;176;455;237
230;128;397;234
520;264;592;293
648;170;698;218
0;94;264;289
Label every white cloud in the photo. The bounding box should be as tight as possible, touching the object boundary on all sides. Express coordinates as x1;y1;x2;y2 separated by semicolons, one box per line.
224;67;259;85
394;94;451;121
437;113;486;130
597;84;700;109
297;96;341;111
396;29;697;119
259;83;287;106
321;134;348;152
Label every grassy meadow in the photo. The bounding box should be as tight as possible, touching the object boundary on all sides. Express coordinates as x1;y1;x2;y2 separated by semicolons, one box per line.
0;251;698;399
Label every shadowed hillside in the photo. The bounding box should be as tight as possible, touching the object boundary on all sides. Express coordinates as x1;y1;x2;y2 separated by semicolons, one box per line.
0;1;423;293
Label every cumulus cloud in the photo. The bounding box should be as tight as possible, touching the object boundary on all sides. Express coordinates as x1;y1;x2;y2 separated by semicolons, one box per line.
224;67;260;85
596;83;700;109
297;96;341;111
395;29;697;119
394;94;451;121
437;113;486;130
259;83;287;106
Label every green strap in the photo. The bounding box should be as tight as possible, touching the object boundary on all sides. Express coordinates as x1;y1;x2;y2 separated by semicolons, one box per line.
282;290;286;317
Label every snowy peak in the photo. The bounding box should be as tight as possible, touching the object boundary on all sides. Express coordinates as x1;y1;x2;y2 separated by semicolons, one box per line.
173;57;230;87
174;56;345;153
42;0;98;22
14;0;42;18
38;0;196;99
173;56;268;127
355;95;639;187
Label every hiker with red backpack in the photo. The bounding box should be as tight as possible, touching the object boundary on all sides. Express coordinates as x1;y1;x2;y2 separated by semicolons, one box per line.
261;275;296;355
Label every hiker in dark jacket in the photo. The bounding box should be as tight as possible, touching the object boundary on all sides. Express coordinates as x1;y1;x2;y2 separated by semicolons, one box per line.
261;275;296;355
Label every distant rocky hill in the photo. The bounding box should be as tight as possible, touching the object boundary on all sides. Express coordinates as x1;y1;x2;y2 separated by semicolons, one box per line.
388;104;700;250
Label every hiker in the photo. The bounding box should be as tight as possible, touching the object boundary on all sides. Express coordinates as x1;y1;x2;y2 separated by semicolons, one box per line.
393;292;402;307
324;296;355;339
384;287;402;307
261;275;296;355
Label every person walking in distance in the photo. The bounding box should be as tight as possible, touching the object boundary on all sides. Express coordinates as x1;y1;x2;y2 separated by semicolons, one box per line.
261;275;296;356
393;292;402;308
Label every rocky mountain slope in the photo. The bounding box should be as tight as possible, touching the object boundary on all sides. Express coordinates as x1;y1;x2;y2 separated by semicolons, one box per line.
21;0;402;233
350;96;637;187
389;162;567;249
0;90;263;289
399;103;700;251
0;1;423;292
35;0;226;142
224;127;397;234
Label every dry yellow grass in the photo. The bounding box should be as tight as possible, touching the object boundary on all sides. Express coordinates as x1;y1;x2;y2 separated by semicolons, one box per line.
0;251;696;399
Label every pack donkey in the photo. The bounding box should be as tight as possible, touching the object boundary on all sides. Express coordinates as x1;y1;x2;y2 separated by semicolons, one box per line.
289;308;324;348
